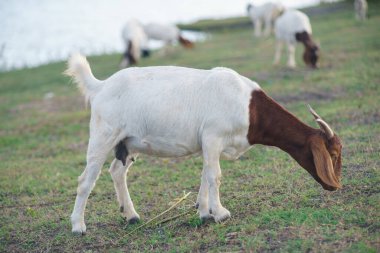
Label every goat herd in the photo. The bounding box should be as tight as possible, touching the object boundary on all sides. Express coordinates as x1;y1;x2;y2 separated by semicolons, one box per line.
120;0;367;70
65;1;368;235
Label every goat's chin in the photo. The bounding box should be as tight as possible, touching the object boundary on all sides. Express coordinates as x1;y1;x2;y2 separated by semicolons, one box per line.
306;63;318;69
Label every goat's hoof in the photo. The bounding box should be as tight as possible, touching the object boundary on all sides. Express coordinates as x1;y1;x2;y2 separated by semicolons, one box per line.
195;203;199;209
213;207;231;223
286;64;296;69
72;230;86;236
128;217;140;225
200;214;213;223
71;217;86;235
72;224;86;235
120;206;124;213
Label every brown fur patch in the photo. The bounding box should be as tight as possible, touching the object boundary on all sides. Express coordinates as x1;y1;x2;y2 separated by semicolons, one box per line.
178;35;194;48
247;90;342;190
295;31;319;68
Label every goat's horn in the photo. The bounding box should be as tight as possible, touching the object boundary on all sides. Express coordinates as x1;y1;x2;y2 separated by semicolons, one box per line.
316;119;334;139
307;104;321;119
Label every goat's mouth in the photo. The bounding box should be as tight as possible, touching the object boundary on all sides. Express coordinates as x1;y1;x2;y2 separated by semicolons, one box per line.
322;184;338;191
308;63;318;69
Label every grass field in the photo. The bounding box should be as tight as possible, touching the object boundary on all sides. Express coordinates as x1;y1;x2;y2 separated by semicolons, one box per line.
0;1;379;252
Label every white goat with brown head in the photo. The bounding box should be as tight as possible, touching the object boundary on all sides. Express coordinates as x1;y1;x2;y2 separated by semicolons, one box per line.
274;9;319;68
65;54;342;235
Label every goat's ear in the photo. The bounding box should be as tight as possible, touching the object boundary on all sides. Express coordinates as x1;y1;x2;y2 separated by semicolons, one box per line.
310;140;341;189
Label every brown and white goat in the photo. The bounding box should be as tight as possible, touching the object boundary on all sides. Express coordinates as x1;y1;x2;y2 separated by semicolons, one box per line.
274;10;319;68
66;54;342;234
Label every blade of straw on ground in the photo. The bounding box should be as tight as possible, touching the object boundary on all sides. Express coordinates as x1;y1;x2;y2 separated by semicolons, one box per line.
126;191;192;236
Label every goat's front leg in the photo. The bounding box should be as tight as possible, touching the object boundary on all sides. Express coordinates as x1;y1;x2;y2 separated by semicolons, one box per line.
254;19;262;37
202;139;230;222
196;168;212;220
286;42;296;68
109;158;140;224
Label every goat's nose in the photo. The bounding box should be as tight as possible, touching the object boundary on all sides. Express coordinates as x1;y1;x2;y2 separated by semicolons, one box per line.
322;184;338;191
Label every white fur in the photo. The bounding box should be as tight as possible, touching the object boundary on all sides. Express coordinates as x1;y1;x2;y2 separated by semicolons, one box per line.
66;54;261;234
273;9;312;68
143;23;186;55
143;23;180;44
355;0;368;21
65;53;102;105
247;2;285;37
120;19;148;68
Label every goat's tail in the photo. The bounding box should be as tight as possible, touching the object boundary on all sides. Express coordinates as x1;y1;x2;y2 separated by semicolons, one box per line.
64;53;103;105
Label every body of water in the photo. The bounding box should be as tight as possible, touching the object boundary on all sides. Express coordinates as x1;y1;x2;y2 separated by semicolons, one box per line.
0;0;331;71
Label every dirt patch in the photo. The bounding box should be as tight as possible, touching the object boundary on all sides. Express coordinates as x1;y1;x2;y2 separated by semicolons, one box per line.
9;95;84;116
67;141;87;153
249;68;306;82
346;110;380;125
139;154;198;169
272;90;338;104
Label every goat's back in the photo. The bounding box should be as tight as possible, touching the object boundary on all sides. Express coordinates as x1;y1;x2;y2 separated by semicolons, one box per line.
91;66;261;155
275;10;312;43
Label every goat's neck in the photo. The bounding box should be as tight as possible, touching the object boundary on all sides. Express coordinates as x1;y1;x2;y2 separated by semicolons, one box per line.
247;90;317;161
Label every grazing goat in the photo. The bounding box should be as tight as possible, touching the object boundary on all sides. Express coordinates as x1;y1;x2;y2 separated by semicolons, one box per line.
143;23;194;49
247;2;285;37
120;19;150;68
274;9;319;68
355;0;368;21
65;54;342;234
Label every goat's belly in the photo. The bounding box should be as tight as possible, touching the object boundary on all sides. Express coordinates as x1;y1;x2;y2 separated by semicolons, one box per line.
126;136;200;158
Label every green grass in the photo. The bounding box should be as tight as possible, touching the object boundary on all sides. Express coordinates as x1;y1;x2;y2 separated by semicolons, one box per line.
1;1;379;252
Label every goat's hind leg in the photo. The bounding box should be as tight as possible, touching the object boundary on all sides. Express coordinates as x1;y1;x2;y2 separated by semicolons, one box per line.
71;134;114;235
254;19;262;37
273;41;283;65
109;154;140;224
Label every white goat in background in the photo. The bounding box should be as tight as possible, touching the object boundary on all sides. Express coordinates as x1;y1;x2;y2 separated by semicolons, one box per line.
355;0;368;21
65;54;342;235
274;9;319;68
120;19;149;68
246;2;285;37
120;21;193;67
143;23;194;51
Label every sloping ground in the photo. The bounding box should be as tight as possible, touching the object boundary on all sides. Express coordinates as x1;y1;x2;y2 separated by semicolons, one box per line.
0;1;379;252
